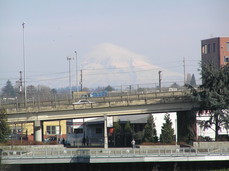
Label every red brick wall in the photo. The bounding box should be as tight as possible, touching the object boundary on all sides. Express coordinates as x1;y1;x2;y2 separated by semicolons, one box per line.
219;37;229;67
201;37;229;68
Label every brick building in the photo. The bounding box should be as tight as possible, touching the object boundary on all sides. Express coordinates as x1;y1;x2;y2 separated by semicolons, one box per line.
201;37;229;68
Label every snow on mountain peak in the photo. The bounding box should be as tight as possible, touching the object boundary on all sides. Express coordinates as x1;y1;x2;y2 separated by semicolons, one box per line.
80;43;182;87
82;43;151;69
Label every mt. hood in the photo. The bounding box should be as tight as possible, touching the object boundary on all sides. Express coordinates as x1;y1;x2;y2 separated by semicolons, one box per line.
80;43;182;87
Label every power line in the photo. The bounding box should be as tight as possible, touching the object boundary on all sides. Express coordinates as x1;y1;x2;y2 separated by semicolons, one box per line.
0;59;201;89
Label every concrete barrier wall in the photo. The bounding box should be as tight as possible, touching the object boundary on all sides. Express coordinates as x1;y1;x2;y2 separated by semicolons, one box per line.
193;142;229;148
138;145;180;149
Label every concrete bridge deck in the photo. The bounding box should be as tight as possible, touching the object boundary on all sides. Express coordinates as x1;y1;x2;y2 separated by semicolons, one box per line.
4;91;197;123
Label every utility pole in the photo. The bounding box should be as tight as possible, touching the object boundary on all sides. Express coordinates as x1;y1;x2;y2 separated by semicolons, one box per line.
67;57;72;99
183;57;186;85
22;22;27;107
74;51;78;92
158;70;162;92
80;70;83;91
16;71;23;108
19;71;23;97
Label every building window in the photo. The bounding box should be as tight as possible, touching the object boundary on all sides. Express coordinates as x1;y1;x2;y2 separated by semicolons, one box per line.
207;44;211;53
213;43;216;52
96;128;102;134
47;126;60;135
225;56;229;63
74;128;83;134
202;45;205;54
227;42;229;51
202;45;204;54
202;45;208;54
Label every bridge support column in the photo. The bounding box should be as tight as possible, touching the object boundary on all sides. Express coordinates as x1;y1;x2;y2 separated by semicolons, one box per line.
104;114;108;149
34;120;42;142
177;110;197;144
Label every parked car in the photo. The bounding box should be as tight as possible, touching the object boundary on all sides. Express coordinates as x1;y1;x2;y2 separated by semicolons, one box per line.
72;99;94;105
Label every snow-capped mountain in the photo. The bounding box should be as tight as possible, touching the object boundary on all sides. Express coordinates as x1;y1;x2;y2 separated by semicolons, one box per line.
80;43;182;88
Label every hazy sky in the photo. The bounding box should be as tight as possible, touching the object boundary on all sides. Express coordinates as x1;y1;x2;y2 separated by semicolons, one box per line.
0;0;228;88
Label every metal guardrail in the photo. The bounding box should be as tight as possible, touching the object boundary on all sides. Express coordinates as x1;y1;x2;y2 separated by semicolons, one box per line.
2;147;229;160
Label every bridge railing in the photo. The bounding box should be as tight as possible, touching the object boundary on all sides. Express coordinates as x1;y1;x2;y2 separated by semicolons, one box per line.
2;89;192;114
2;147;229;160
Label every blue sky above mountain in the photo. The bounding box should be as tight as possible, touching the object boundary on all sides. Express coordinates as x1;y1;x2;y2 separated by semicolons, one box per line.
1;0;228;88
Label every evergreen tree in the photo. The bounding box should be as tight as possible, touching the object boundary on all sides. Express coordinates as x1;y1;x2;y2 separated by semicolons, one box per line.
124;121;132;146
1;80;16;98
190;74;197;87
160;113;174;143
135;131;144;144
222;112;229;134
188;64;229;140
170;82;180;89
114;120;121;134
51;89;57;95
0;108;11;143
143;115;158;143
113;120;122;146
104;85;114;92
124;121;132;133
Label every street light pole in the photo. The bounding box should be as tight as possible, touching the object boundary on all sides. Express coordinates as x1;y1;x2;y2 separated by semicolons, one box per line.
22;22;27;106
67;57;72;99
183;57;186;85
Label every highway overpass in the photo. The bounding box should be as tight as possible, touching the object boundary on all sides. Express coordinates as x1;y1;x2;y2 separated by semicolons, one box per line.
3;91;199;145
5;91;197;123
